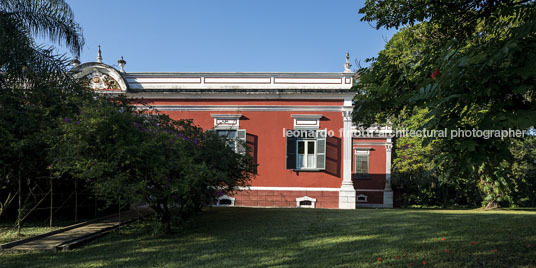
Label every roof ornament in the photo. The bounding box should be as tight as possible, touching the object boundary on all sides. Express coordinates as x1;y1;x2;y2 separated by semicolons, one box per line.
344;51;352;73
97;45;103;63
117;56;126;72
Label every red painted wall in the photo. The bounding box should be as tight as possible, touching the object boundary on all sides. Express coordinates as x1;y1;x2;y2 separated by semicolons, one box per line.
145;99;345;188
234;190;339;208
352;140;387;190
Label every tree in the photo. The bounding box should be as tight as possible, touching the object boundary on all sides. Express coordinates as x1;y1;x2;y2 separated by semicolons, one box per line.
51;98;257;233
0;0;84;232
355;0;536;208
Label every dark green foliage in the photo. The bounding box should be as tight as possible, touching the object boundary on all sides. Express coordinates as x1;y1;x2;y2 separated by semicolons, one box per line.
355;0;536;208
1;0;256;233
50;98;257;233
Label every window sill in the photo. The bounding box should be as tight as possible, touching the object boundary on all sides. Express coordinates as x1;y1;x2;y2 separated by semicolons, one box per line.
294;168;323;172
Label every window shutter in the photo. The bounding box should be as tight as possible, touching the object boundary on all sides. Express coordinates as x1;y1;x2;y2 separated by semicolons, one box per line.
237;129;247;154
286;136;297;169
316;129;326;170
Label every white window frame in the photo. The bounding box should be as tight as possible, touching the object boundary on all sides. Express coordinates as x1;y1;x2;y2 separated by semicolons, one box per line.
296;139;317;170
354;149;370;179
296;196;316;208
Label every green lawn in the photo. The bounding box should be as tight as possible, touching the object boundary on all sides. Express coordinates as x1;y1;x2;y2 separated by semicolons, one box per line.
0;219;74;245
1;208;535;268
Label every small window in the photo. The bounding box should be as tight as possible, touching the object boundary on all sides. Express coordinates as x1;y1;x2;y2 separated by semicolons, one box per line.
299;200;312;206
216;129;246;154
355;152;369;178
217;195;235;206
357;194;368;202
296;196;316;208
219;199;232;205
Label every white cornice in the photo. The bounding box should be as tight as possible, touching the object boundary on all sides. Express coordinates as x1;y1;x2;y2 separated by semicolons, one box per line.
126;92;356;99
143;105;347;112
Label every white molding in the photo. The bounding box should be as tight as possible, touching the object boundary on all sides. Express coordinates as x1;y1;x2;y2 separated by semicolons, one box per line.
210;114;242;119
126;93;356;100
291;114;323;119
354;149;371;154
140;105;347;112
356;194;368;203
217;195;235;206
292;114;322;129
356;204;384;208
353;142;389;145
296;196;316;208
125;72;354;90
237;186;340;192
355;189;385;192
211;114;241;129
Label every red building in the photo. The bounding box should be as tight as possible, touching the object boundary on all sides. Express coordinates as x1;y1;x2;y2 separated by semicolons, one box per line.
72;50;393;209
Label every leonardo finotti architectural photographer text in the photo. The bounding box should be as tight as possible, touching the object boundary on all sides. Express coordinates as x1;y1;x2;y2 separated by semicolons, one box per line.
283;128;528;139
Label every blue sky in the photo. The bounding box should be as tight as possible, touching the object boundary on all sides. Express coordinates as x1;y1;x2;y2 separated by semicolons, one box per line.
52;0;396;72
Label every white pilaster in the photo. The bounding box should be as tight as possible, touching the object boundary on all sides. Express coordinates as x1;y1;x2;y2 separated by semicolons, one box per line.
383;139;393;208
339;109;356;209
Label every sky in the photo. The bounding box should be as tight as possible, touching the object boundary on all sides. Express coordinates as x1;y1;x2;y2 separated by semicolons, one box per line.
47;0;397;73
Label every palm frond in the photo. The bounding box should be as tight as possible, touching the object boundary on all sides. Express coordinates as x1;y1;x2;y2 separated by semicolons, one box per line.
1;0;84;57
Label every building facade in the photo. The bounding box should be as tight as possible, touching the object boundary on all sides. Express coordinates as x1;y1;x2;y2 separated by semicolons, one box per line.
71;51;393;209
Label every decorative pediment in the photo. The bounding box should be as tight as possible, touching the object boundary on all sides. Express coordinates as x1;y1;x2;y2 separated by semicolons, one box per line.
70;62;128;93
83;70;121;91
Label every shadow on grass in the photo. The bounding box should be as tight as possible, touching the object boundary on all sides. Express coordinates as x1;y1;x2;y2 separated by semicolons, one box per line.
1;208;535;268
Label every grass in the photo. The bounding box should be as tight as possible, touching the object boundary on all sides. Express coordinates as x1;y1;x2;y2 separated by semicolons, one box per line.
1;207;535;268
0;218;75;245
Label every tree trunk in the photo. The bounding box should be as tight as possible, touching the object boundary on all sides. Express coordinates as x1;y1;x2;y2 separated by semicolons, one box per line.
49;176;53;227
17;173;22;236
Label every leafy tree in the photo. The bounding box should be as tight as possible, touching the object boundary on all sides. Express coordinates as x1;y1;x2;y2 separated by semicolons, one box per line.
0;0;84;231
355;0;536;208
51;98;256;233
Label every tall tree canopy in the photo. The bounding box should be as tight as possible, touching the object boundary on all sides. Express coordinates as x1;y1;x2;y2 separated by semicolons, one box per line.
355;0;536;207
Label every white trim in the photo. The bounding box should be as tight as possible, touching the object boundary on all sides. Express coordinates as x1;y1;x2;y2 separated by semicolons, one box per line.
356;204;385;208
126;93;356;100
356;189;385;192
237;186;340;192
136;105;347;112
296;196;317;208
356;194;368;203
212;114;242;129
217;195;235;206
292;114;322;129
291;114;323;120
211;114;242;119
354;149;371;154
353;142;389;145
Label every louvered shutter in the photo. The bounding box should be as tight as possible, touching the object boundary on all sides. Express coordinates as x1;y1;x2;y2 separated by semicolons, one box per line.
316;129;326;170
237;129;246;154
286;136;297;169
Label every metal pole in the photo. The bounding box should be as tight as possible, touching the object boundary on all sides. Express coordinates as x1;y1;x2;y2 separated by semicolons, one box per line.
49;175;53;227
74;179;78;223
17;174;22;236
118;196;121;234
